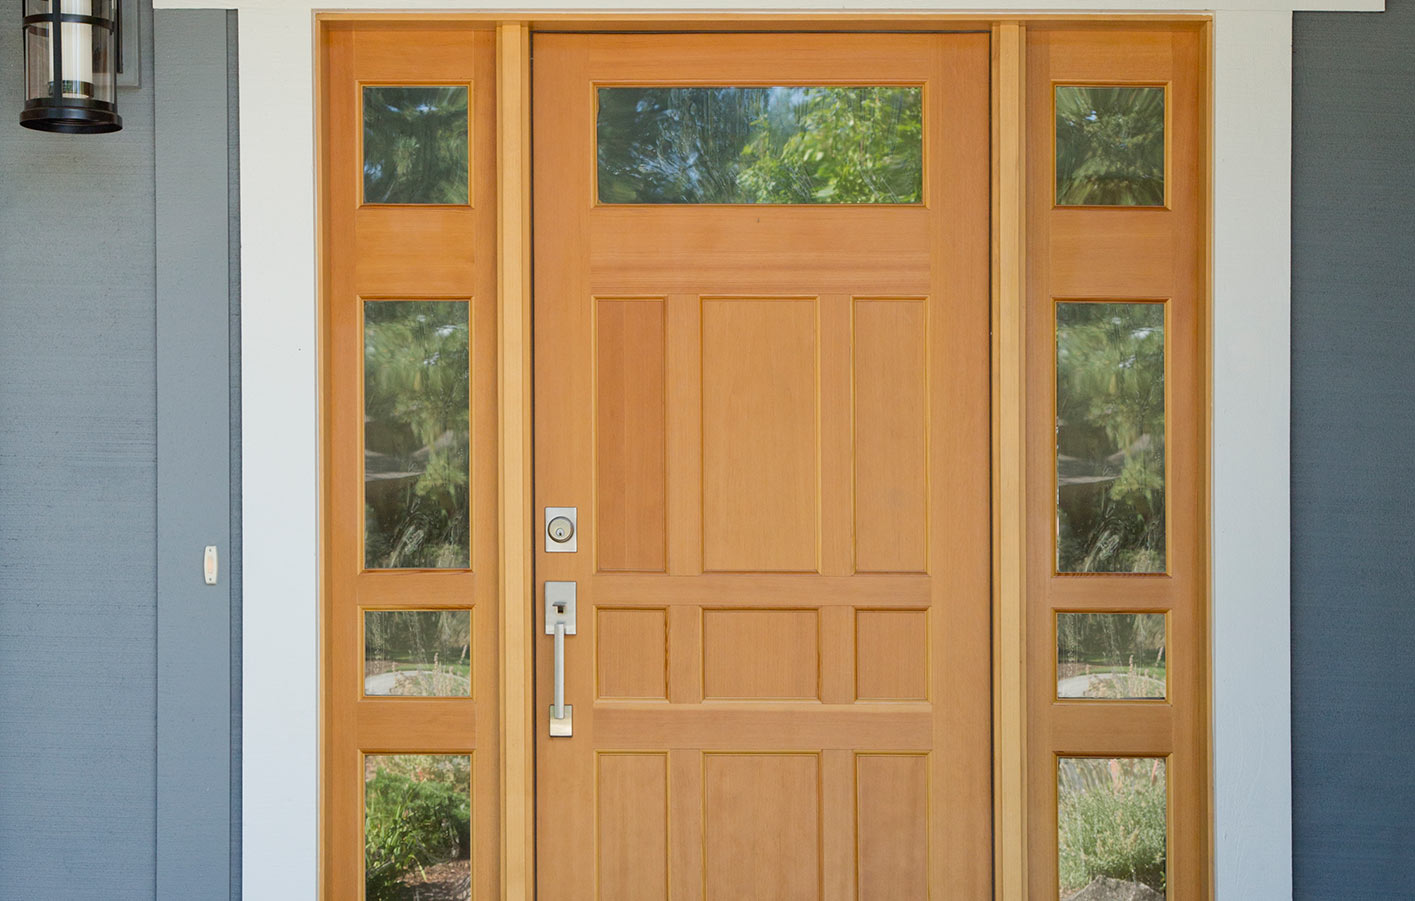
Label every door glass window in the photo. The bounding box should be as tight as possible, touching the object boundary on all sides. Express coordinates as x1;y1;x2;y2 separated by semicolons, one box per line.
364;609;473;697
364;300;471;569
1055;85;1165;207
365;754;472;901
596;86;923;204
363;85;470;204
1058;757;1167;899
1056;301;1165;573
1056;612;1166;700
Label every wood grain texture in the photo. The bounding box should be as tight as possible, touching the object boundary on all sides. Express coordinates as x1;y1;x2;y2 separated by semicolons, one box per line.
534;32;993;900
852;299;929;574
495;23;535;901
597;608;668;700
855;610;928;701
703;754;821;901
701;297;820;573
596;298;668;572
597;753;669;901
991;23;1030;901
1024;23;1210;901
702;609;820;701
857;754;930;900
320;21;500;901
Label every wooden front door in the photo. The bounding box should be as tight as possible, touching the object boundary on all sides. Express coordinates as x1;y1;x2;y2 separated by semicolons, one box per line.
533;33;993;898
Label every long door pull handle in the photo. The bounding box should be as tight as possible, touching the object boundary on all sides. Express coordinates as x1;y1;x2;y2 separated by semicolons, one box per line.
545;581;576;737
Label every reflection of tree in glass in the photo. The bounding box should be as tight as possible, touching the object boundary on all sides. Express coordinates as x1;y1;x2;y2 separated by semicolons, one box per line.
1055;86;1165;206
363;86;468;204
596;86;922;204
1057;303;1165;573
365;610;471;696
364;302;470;569
1057;613;1166;698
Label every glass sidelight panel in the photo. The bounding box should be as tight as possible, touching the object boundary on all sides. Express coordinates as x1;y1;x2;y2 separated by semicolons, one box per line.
364;610;472;697
1056;612;1166;699
1058;757;1167;899
1055;86;1165;207
1056;302;1165;573
365;754;472;901
363;85;470;204
364;300;470;569
596;86;923;204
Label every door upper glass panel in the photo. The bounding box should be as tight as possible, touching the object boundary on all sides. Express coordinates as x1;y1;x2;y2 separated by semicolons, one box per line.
596;86;924;204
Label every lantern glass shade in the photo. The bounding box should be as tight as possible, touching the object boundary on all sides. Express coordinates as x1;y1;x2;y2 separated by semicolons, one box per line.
22;0;122;134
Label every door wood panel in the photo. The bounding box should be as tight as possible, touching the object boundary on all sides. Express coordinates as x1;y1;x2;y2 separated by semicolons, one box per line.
533;32;993;899
321;23;500;901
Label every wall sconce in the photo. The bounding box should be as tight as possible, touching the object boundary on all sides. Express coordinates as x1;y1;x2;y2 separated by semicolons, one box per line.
21;1;122;134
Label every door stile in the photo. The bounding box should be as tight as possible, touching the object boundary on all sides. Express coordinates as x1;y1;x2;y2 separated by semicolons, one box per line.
495;21;535;901
991;20;1030;901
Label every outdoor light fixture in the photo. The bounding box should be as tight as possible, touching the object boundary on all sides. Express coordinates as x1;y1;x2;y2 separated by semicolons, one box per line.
21;0;122;134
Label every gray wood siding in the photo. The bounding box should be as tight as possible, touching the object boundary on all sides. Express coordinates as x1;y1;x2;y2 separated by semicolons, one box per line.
0;2;158;898
1293;2;1415;894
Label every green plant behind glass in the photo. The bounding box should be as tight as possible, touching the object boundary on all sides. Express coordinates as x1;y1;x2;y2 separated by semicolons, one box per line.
364;301;471;569
1058;758;1167;897
1056;303;1165;573
364;755;472;901
596;86;923;204
1056;86;1165;206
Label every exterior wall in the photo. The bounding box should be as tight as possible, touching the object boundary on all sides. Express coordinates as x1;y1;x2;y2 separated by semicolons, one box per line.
0;2;158;898
1292;1;1415;893
0;4;242;899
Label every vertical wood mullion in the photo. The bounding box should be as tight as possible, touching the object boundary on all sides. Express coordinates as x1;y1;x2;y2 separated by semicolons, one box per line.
496;21;534;901
991;20;1029;901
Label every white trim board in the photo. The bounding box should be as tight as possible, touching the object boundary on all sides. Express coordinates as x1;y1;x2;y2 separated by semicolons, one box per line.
144;3;1374;897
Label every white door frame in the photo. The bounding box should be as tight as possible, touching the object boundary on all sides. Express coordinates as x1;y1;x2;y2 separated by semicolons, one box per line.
149;1;1385;897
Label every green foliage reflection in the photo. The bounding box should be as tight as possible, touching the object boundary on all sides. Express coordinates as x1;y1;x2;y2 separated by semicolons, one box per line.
1056;303;1165;573
364;301;470;569
365;755;472;901
597;86;923;204
1058;757;1167;898
1055;86;1165;206
363;86;469;204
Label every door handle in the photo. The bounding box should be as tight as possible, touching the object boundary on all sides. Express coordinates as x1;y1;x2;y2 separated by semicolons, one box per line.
545;581;577;737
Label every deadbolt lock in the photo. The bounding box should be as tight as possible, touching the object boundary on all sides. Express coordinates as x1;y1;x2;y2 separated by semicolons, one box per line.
548;517;574;543
544;506;578;553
